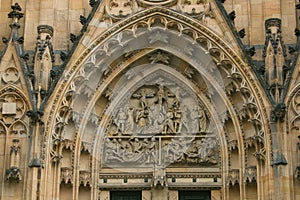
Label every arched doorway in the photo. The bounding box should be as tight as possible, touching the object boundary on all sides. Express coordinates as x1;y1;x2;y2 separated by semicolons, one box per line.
45;7;270;200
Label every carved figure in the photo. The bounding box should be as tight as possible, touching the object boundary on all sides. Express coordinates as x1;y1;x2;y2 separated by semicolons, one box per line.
125;106;135;133
10;139;20;168
157;85;165;105
133;89;149;109
201;138;217;164
143;138;158;163
115;108;128;134
173;108;182;133
185;140;200;163
172;87;181;108
163;108;175;134
190;106;207;132
105;138;122;162
130;138;143;153
178;106;189;133
148;104;165;133
199;107;207;131
135;108;149;130
165;138;185;162
190;106;200;133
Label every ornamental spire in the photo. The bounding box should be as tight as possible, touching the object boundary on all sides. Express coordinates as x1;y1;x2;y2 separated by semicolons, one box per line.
8;3;23;29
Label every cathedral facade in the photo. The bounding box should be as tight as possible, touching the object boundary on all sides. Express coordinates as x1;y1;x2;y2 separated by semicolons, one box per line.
0;0;299;199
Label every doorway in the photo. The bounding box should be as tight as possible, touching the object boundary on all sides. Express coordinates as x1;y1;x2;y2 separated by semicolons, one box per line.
110;191;142;200
179;190;211;200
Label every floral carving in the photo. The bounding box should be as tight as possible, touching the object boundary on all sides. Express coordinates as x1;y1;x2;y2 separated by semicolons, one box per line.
227;169;239;186
79;171;91;187
244;166;257;183
61;167;73;184
106;0;137;19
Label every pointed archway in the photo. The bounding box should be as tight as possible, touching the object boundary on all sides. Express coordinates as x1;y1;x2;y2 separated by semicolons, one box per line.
44;6;271;200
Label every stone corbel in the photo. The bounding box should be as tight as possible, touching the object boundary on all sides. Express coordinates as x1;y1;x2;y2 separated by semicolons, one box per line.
228;140;238;151
152;167;168;189
6;167;22;182
244;166;257;184
79;170;91;187
61;167;73;184
227;169;239;186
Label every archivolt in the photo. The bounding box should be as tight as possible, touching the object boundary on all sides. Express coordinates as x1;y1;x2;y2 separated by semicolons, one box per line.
44;6;271;190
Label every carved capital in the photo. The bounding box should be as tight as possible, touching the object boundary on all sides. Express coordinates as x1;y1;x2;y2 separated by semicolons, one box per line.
227;169;239;186
152;167;167;189
244;166;257;183
79;171;91;187
61;167;73;184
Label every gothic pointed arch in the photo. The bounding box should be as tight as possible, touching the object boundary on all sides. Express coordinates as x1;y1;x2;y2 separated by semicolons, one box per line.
43;6;271;200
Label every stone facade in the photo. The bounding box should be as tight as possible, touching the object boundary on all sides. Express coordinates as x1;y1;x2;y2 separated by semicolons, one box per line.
0;0;299;199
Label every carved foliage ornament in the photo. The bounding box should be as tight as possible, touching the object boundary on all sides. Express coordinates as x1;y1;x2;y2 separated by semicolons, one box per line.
138;0;177;6
178;0;212;18
106;0;138;19
61;167;73;184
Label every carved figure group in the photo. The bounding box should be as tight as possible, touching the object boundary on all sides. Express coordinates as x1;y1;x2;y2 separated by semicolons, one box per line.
104;137;158;164
164;137;218;165
111;85;209;135
104;136;218;166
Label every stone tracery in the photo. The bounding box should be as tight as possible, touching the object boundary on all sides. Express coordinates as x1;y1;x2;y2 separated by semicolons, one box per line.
44;6;270;199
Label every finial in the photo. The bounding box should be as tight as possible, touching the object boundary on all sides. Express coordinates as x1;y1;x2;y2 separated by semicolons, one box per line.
8;3;23;29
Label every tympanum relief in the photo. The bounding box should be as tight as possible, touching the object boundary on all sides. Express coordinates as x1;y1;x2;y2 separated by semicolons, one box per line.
109;85;208;135
103;84;219;167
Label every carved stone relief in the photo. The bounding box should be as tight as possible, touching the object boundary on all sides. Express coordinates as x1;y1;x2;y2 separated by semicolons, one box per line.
2;66;20;84
103;135;218;167
227;169;239;186
103;81;218;167
6;139;22;181
46;9;269;194
106;0;138;19
244;166;257;183
178;0;213;21
0;91;28;135
61;167;73;184
108;84;208;135
79;170;91;187
9;139;21;168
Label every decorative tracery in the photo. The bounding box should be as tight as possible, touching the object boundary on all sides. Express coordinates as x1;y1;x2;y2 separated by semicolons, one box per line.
45;7;268;194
